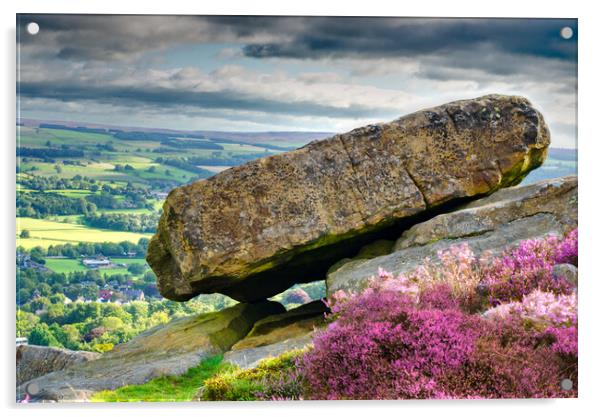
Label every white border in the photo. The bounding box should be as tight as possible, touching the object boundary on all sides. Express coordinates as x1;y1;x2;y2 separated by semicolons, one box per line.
2;1;600;416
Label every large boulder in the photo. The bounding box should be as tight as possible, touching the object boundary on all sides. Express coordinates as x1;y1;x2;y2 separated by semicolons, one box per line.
16;301;283;402
327;176;577;295
16;345;99;387
147;94;550;302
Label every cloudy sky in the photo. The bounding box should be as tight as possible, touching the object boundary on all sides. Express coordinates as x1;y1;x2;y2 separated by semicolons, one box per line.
17;15;577;148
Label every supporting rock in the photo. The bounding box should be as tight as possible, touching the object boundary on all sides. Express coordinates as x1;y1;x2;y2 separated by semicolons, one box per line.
17;345;99;387
327;176;576;295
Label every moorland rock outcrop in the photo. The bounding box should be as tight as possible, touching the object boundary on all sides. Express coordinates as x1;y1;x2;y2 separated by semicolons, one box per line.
148;94;550;302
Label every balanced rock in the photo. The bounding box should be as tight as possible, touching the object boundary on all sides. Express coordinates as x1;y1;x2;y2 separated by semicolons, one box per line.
147;94;550;302
17;345;99;387
16;301;283;402
327;176;577;295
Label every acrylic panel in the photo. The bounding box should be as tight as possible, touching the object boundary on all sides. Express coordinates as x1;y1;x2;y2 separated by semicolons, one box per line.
16;14;578;402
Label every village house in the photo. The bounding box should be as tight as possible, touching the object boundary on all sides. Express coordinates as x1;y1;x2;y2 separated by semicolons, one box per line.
82;257;112;269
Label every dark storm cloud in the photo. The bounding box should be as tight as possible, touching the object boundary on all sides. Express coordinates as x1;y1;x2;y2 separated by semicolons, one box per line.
240;18;577;61
18;15;577;64
18;81;387;119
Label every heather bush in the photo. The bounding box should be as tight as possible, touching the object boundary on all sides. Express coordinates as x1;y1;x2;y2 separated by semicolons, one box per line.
297;230;578;400
411;243;484;307
440;319;576;398
544;325;578;360
481;232;576;305
484;289;577;330
555;228;578;266
301;291;482;399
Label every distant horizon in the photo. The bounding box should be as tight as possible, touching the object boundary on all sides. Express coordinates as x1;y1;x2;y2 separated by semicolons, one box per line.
17;117;578;150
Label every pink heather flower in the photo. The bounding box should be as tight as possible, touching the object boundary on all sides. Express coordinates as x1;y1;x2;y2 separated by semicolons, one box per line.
481;231;576;304
544;326;578;357
555;228;578;266
483;289;577;328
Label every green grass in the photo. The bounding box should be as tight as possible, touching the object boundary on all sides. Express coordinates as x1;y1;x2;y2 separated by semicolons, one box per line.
44;258;88;274
16;217;152;249
200;349;306;401
45;257;147;276
91;355;229;402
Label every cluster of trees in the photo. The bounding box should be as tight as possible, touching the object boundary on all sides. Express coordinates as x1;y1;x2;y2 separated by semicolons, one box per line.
19;238;149;259
18;147;85;158
83;212;160;233
17;266;156;306
17;192;97;217
153;156;214;177
17;293;234;352
160;138;224;150
17;269;236;352
18;174;98;192
84;190;149;210
185;154;269;166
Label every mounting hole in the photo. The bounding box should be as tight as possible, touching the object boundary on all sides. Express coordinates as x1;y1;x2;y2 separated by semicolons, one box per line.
560;26;573;40
26;382;40;396
560;378;573;391
26;22;40;35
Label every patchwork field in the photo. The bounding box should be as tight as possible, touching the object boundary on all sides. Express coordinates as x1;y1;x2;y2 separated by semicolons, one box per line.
17;217;152;249
44;257;147;275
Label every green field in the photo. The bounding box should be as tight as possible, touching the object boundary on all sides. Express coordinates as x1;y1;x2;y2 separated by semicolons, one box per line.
45;257;147;276
17;217;152;249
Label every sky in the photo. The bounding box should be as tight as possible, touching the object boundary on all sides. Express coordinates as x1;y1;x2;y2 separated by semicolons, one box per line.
17;15;577;148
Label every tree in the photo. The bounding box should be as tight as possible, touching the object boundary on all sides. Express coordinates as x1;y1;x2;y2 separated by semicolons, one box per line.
20;230;30;238
17;288;31;305
16;310;39;336
143;270;156;283
54;164;62;174
28;323;62;347
127;263;146;275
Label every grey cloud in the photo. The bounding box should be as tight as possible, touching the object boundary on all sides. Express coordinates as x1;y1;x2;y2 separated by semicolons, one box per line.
18;81;392;119
18;15;577;65
240;18;577;61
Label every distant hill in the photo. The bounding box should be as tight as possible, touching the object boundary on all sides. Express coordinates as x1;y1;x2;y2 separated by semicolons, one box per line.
20;119;333;151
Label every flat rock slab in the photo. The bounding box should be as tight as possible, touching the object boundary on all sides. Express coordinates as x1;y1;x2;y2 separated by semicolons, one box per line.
16;345;99;387
16;301;283;402
231;300;328;351
148;94;550;302
224;333;315;370
327;176;577;295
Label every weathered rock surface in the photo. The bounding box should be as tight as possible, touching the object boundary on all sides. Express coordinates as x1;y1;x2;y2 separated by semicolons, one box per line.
16;345;99;387
148;94;550;302
327;176;577;295
224;333;315;370
230;300;328;351
327;239;395;275
16;301;283;402
553;263;578;287
222;300;328;370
